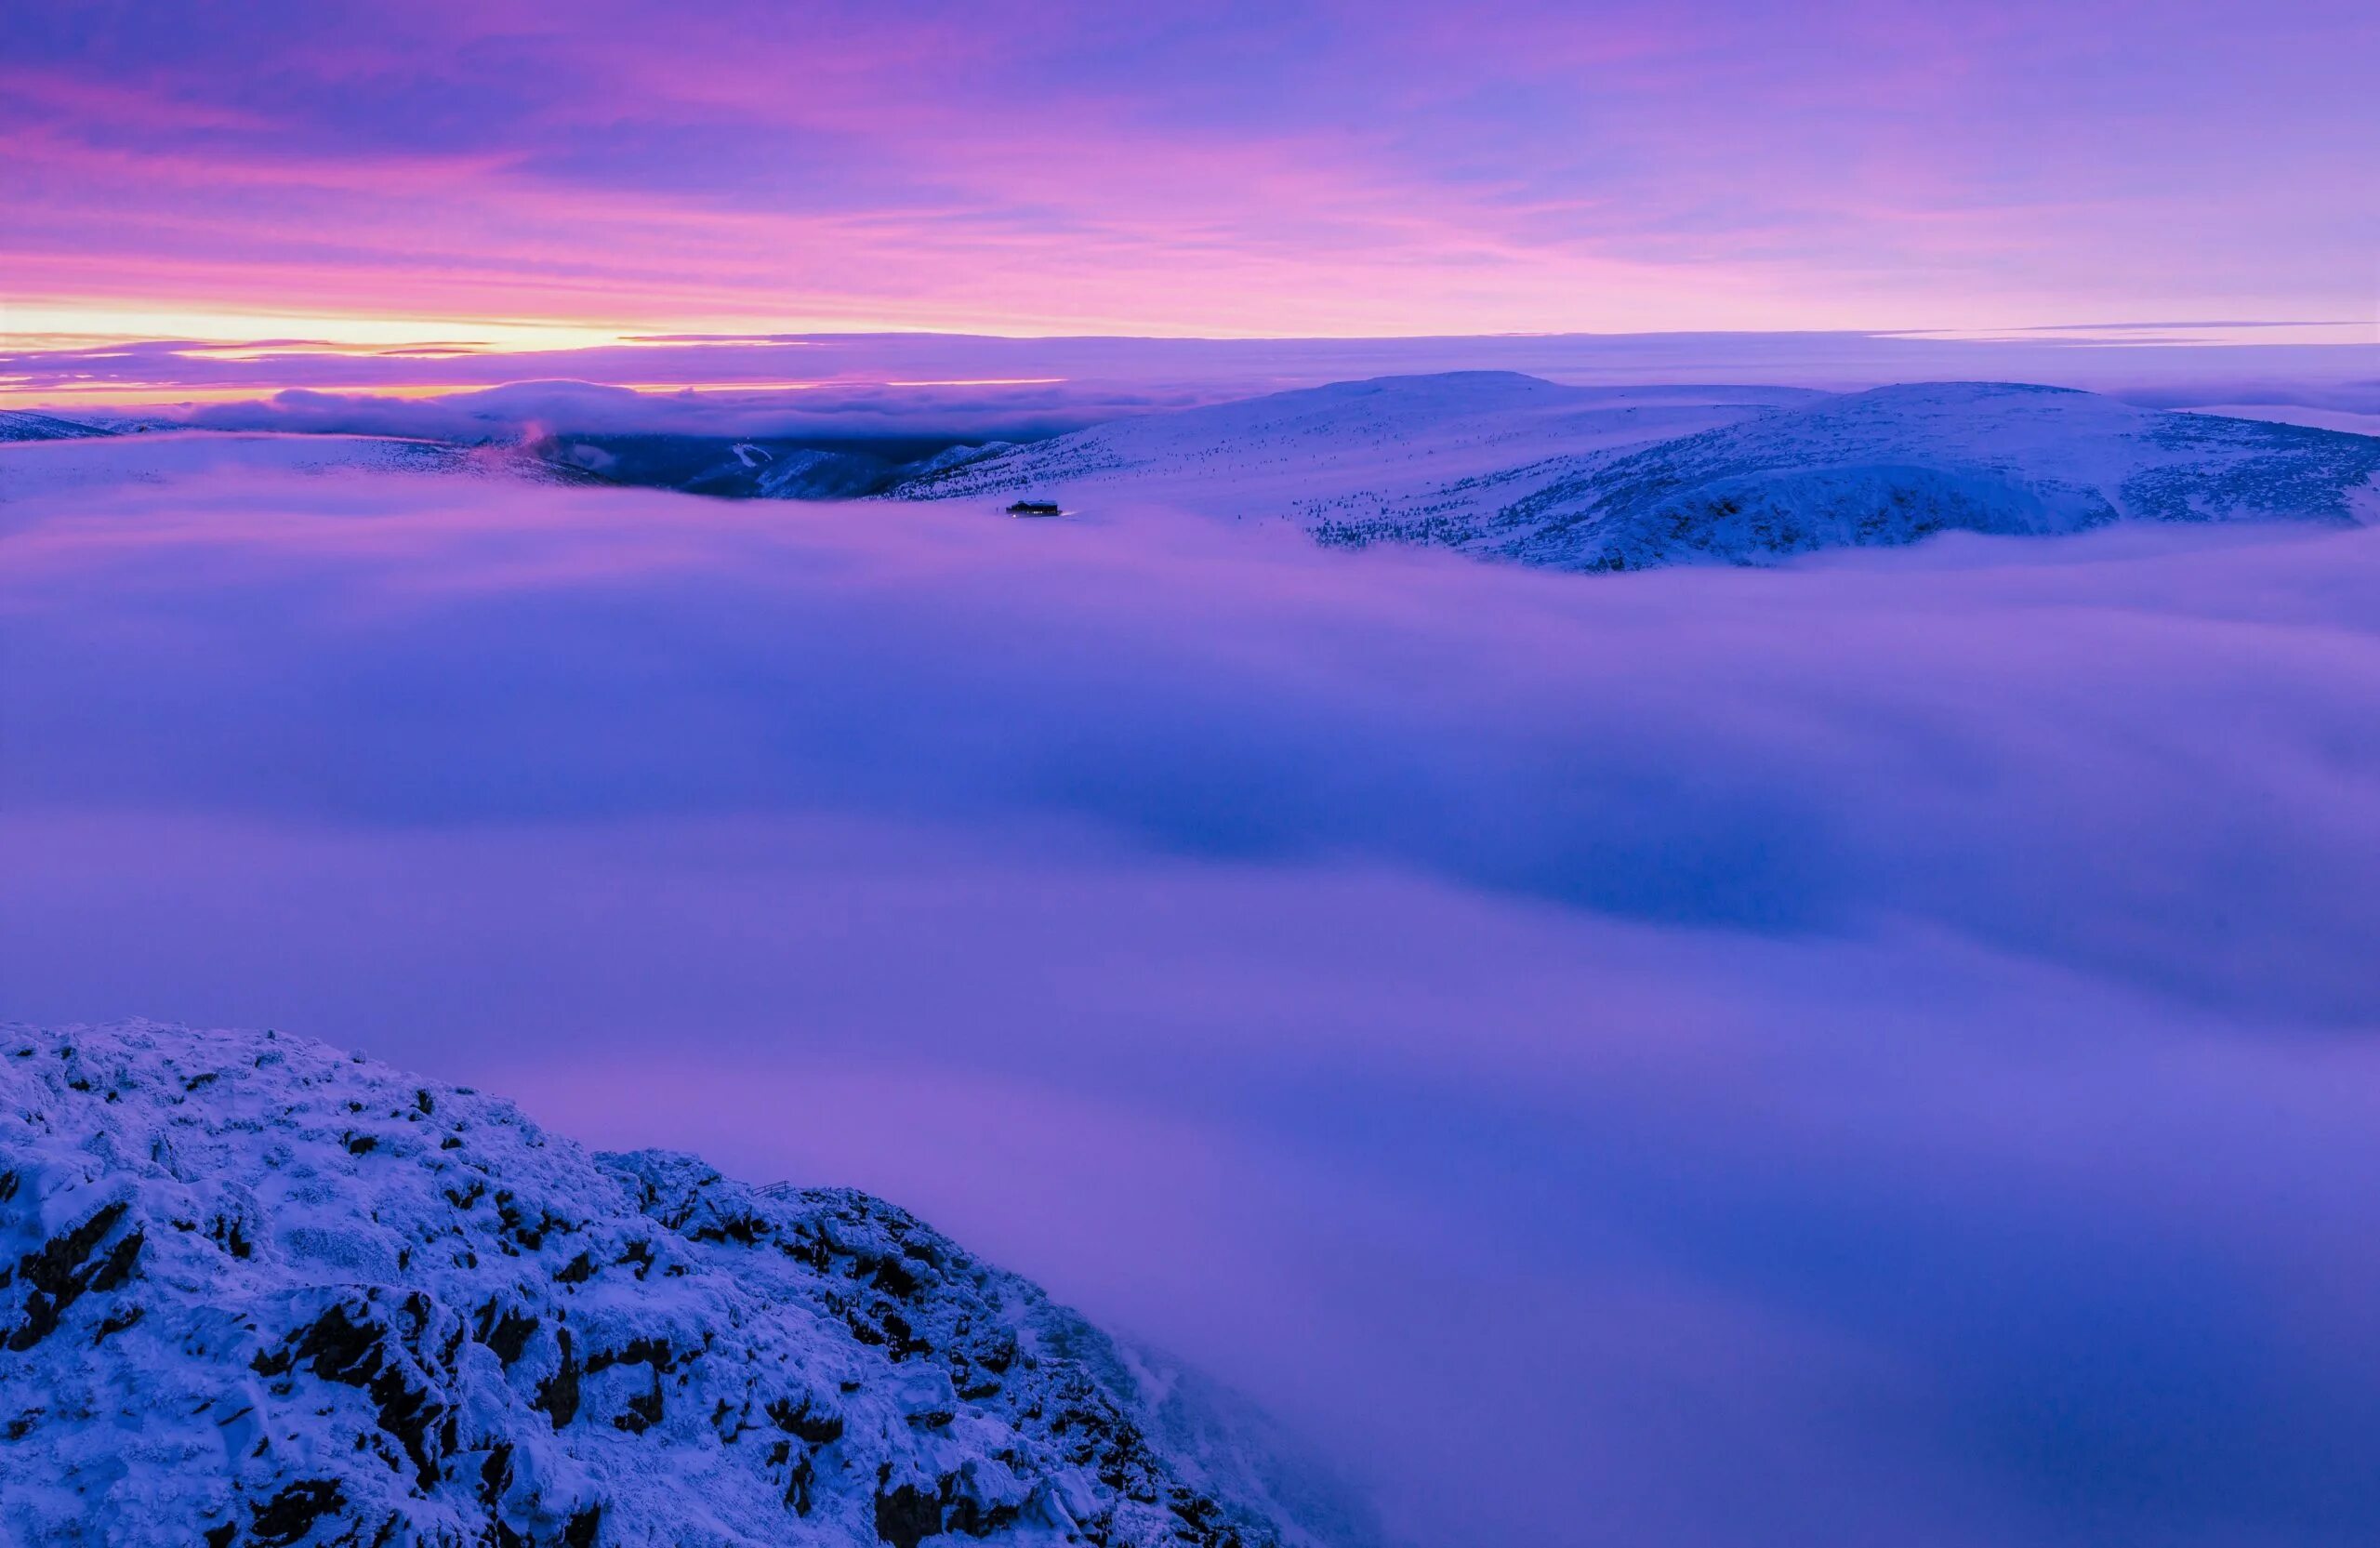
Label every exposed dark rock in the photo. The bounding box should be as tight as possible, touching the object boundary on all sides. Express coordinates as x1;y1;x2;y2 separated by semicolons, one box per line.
614;1368;665;1434
7;1201;133;1351
477;1441;513;1508
766;1393;844;1445
260;1297;454;1489
536;1328;581;1428
478;1303;538;1366
562;1502;602;1548
875;1481;942;1548
249;1478;346;1545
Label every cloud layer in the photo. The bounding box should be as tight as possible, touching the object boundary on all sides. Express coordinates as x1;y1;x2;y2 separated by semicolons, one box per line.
10;330;2374;440
5;461;2380;1545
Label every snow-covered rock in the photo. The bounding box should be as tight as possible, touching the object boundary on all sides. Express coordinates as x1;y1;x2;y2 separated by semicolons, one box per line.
890;376;2380;568
0;1023;1375;1548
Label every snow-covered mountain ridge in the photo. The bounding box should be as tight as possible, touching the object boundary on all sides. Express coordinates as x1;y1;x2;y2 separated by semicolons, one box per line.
0;1023;1373;1548
1478;382;2380;568
0;409;112;443
890;376;2380;568
890;372;1813;525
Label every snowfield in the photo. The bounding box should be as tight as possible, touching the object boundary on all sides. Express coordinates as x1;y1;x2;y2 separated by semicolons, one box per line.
0;1022;1374;1548
0;410;112;443
892;376;2380;567
889;372;1816;530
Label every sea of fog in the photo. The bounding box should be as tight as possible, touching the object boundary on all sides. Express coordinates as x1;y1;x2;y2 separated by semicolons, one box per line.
6;463;2380;1547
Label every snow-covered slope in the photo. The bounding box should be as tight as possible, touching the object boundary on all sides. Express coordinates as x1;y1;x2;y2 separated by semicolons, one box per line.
522;434;922;499
1475;382;2380;570
0;432;602;504
0;1023;1375;1548
753;446;894;500
891;372;1816;526
0;409;112;443
892;377;2380;569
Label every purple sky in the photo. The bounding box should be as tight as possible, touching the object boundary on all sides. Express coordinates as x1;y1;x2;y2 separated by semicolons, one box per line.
4;0;2374;357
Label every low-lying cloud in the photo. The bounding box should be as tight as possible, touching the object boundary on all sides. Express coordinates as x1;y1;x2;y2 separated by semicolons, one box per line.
136;378;1170;444
4;463;2378;1546
15;331;2377;442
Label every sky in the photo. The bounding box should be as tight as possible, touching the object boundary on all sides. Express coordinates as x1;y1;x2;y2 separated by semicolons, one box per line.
7;452;2380;1544
4;0;2376;366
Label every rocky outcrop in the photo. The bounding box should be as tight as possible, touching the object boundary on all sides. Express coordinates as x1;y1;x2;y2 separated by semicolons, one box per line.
0;1023;1375;1548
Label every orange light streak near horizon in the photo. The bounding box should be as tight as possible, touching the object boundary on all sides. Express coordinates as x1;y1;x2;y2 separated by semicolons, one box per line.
0;377;1074;410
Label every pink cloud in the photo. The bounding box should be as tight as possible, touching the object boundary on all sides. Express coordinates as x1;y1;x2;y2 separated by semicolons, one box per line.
6;2;2373;339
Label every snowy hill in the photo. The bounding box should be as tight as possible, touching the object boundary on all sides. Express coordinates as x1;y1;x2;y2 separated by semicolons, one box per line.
1477;382;2380;569
0;1023;1375;1548
0;409;112;443
891;377;2380;569
891;372;1816;524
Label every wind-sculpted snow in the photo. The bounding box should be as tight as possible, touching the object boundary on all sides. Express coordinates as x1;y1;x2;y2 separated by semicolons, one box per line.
0;1021;1371;1548
895;376;2380;568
